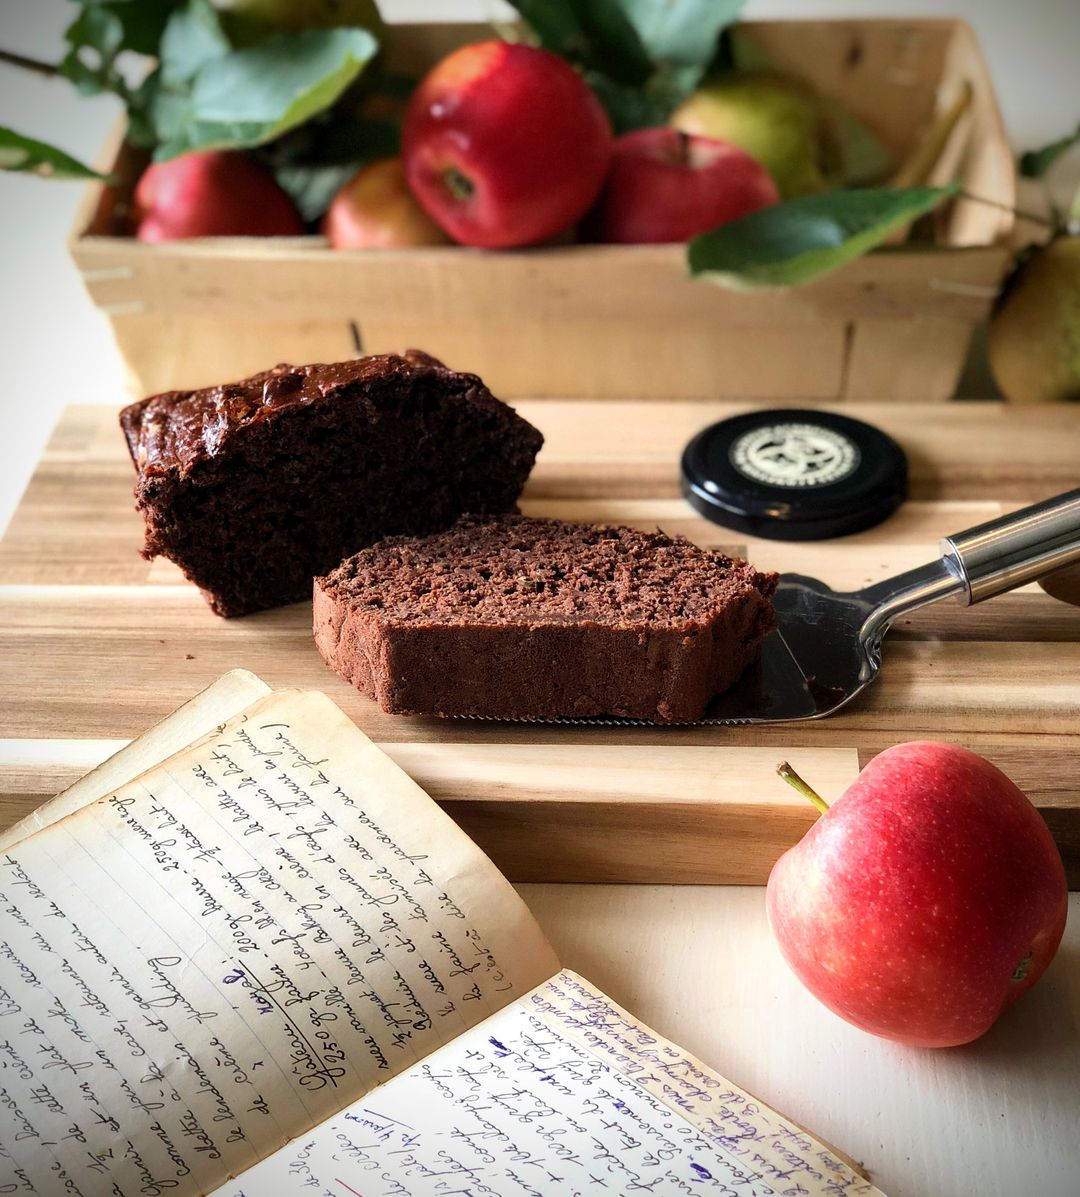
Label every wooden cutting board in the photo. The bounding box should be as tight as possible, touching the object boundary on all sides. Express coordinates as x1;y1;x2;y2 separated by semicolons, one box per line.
3;400;1079;885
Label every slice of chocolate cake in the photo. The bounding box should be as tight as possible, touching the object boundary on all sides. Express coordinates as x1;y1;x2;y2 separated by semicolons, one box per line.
120;352;543;617
314;515;778;723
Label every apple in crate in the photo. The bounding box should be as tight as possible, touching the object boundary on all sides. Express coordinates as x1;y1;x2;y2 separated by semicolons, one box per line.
134;150;304;242
588;127;779;244
324;157;449;249
402;40;612;248
767;743;1067;1047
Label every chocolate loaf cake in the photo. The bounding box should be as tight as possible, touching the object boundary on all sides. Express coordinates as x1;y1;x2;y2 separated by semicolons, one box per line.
314;515;778;722
120;352;543;616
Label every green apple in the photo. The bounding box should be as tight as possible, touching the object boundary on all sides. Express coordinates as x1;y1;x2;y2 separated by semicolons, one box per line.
670;75;841;199
216;0;383;45
988;236;1080;403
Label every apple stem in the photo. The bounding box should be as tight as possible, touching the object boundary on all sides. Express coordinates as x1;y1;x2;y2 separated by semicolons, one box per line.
776;761;830;815
677;129;691;167
443;166;475;204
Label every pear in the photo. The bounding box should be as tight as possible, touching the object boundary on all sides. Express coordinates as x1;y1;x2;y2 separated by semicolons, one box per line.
216;0;383;45
988;236;1080;403
670;75;842;199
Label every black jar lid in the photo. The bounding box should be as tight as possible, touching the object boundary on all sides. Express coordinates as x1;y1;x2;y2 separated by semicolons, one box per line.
681;409;908;541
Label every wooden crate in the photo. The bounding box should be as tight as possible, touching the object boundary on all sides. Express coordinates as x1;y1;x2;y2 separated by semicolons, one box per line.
70;19;1014;402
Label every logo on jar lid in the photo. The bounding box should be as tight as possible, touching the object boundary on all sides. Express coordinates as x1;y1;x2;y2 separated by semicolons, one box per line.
730;422;860;488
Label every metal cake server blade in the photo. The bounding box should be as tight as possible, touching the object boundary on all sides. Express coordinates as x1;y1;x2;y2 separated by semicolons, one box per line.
699;561;963;724
703;486;1080;725
459;487;1080;728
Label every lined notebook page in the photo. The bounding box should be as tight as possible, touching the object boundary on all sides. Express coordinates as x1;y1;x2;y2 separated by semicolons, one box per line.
0;689;558;1196
211;970;885;1197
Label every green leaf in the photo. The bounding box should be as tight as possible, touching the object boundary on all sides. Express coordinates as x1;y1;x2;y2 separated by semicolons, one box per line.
136;67;191;148
506;1;740;131
617;0;745;69
505;0;653;86
60;6;124;96
258;115;400;222
124;71;165;147
688;185;958;291
60;1;182;97
585;61;702;134
124;0;228;147
1020;124;1080;179
87;0;182;55
158;0;230;84
218;0;384;46
823;99;893;187
131;0;231;147
0;126;110;180
272;160;364;224
152;27;378;159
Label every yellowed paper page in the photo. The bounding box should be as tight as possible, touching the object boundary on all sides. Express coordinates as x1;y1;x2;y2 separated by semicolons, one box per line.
532;971;884;1195
0;688;558;1196
210;969;885;1197
0;669;271;852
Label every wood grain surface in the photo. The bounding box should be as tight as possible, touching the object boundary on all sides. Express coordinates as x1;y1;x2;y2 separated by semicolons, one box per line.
2;400;1079;884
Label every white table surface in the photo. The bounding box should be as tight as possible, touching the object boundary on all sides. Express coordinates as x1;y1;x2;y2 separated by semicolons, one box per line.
3;4;1080;1195
523;884;1080;1197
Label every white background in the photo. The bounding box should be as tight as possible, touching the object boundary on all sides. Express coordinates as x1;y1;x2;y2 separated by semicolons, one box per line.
2;0;1079;535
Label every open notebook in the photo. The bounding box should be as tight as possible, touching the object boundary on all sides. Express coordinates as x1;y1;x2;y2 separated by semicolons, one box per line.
0;671;884;1197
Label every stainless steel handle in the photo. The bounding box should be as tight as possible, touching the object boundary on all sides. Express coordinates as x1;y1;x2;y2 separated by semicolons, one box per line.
941;488;1080;604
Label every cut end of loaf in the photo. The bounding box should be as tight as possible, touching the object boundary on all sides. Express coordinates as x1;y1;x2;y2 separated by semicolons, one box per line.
314;515;778;722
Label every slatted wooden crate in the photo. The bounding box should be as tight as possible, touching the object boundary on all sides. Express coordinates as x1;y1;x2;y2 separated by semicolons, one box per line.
69;19;1014;401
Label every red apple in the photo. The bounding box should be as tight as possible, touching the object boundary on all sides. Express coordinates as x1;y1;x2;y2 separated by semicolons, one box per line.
589;127;779;244
133;150;304;242
402;40;613;248
767;743;1067;1048
323;157;450;249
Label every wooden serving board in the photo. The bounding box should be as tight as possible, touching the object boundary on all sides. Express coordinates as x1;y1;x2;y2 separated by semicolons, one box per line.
3;400;1079;885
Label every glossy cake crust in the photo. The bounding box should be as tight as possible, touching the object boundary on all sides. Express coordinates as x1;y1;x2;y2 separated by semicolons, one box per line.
119;352;543;617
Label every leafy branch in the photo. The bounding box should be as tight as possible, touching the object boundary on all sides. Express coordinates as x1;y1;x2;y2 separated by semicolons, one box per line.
503;0;745;132
0;48;62;78
0;0;382;198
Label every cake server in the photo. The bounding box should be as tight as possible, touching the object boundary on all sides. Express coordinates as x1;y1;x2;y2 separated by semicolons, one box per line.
699;487;1080;725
